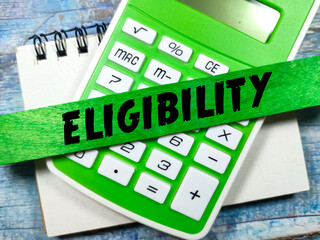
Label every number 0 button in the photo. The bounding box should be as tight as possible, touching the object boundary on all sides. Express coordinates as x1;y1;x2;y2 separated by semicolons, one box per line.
146;149;182;180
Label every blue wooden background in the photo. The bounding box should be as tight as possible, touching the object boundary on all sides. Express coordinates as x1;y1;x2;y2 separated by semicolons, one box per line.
1;1;320;239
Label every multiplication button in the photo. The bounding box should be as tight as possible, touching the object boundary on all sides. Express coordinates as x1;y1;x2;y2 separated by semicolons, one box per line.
96;66;133;93
170;167;219;220
158;36;193;62
205;124;243;150
65;149;98;168
194;143;231;174
134;172;171;204
98;155;135;186
108;42;145;72
122;18;157;45
144;59;181;85
194;54;229;76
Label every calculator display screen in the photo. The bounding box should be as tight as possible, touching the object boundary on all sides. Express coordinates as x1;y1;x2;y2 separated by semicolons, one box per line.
177;0;280;43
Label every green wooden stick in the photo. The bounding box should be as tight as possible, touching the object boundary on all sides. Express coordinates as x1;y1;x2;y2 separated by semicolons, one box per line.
1;55;320;165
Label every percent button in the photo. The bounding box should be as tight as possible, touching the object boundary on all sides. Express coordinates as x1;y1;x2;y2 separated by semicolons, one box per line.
158;36;193;62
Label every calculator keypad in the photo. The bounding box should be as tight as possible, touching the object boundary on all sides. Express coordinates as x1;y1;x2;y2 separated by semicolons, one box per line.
171;167;219;220
157;133;194;156
134;172;171;204
195;54;229;76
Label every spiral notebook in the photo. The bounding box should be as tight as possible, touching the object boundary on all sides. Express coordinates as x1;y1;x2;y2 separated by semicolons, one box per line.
16;27;309;237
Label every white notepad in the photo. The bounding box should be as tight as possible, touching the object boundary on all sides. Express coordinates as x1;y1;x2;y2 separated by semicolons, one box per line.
16;35;310;237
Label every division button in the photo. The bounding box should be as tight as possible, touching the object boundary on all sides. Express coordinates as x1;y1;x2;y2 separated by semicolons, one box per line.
194;143;231;174
194;54;229;76
65;149;99;168
144;59;181;85
205;124;243;150
157;133;194;156
98;155;135;186
158;36;193;62
122;18;157;45
146;149;183;180
134;172;171;204
96;66;134;93
109;141;146;162
108;41;145;72
171;167;219;220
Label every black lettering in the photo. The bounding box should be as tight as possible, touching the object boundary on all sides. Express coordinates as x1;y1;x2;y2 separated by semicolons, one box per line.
226;77;246;112
86;108;103;141
120;142;135;153
205;61;213;70
157;92;179;126
249;72;272;108
114;48;127;60
197;85;214;118
104;104;113;137
117;99;140;133
131;56;139;65
215;82;224;115
123;53;133;63
182;88;191;122
62;110;80;145
154;68;166;79
143;96;152;130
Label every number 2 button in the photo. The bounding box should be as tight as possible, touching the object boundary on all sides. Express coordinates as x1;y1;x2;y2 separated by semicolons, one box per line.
146;149;182;180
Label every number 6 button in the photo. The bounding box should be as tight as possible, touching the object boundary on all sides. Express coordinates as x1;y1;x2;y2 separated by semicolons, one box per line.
146;149;182;180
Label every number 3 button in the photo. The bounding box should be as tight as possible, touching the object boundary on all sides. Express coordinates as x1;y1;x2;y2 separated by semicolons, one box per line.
146;149;182;180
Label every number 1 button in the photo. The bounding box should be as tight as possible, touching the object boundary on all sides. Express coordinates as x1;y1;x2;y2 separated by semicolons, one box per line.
171;167;219;221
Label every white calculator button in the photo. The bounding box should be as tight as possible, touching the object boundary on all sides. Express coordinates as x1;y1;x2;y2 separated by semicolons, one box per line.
108;42;145;72
109;141;146;162
194;143;231;174
134;172;171;204
144;59;181;85
98;155;135;186
122;18;157;45
158;36;193;62
146;149;182;180
137;83;149;89
65;150;98;168
187;77;194;81
205;124;243;150
157;133;194;156
238;120;249;126
88;90;105;99
171;167;219;220
194;54;229;76
96;66;134;93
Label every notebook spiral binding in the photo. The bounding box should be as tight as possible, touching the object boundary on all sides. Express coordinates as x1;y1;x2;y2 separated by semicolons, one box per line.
28;22;110;61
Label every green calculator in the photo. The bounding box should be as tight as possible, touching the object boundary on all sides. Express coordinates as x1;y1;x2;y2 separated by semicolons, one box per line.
47;0;319;238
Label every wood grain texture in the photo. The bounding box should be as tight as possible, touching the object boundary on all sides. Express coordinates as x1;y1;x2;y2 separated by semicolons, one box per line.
0;0;320;239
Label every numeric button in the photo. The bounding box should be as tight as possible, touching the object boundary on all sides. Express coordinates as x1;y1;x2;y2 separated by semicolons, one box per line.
96;66;133;93
108;42;145;72
122;18;157;45
157;133;194;156
146;149;182;180
65;150;98;168
134;172;171;204
205;124;243;150
109;141;146;162
171;167;219;220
